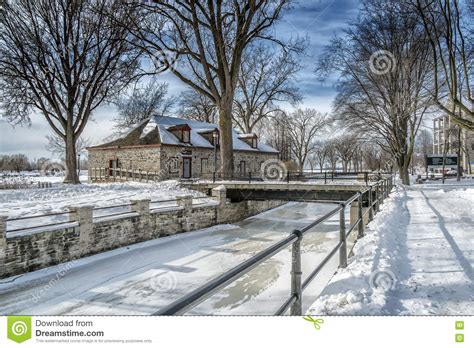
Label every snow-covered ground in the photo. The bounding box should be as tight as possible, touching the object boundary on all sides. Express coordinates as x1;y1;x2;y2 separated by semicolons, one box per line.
309;181;474;315
0;202;349;315
0;175;208;231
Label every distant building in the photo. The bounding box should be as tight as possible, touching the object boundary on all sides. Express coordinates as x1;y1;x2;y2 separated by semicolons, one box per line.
433;115;474;174
87;116;279;180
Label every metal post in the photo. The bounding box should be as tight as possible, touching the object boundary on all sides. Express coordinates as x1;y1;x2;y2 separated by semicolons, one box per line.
213;172;216;183
375;184;380;212
213;139;218;178
364;172;368;186
339;205;347;268
324;172;327;184
248;171;251;184
368;187;374;221
379;181;384;204
290;229;303;315
287;171;290;183
358;193;364;238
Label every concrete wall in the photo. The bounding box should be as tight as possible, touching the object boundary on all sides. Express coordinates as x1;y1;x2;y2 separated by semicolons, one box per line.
0;189;284;279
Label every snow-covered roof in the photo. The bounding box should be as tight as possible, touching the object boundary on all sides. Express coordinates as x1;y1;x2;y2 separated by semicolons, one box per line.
238;133;257;138
99;115;278;153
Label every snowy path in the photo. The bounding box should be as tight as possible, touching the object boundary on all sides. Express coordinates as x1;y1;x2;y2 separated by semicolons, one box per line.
310;183;474;315
0;202;349;315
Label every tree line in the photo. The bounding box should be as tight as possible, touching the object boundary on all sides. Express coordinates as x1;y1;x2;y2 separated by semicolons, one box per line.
0;0;472;185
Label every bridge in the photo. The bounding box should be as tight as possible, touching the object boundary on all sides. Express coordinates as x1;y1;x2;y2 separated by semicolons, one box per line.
183;175;394;204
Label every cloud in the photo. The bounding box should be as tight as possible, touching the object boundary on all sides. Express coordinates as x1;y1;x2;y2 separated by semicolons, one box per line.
0;1;359;159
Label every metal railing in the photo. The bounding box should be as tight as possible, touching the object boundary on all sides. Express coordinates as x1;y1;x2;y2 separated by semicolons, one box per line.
154;175;394;315
209;171;390;185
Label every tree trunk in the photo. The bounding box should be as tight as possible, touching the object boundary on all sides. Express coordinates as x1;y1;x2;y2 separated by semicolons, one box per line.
64;130;80;184
218;97;234;179
399;165;410;185
398;155;411;185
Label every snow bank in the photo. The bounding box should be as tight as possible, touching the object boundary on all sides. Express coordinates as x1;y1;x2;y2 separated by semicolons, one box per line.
1;179;205;217
309;184;474;315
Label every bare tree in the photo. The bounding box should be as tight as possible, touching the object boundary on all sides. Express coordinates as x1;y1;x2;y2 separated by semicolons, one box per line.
413;128;433;171
179;89;218;124
312;140;331;173
326;139;340;171
414;0;474;130
114;77;175;130
286;109;328;173
127;1;292;178
5;154;30;172
46;134;92;159
362;142;387;171
316;0;434;184
0;0;140;183
258;110;293;162
334;134;359;172
233;44;303;133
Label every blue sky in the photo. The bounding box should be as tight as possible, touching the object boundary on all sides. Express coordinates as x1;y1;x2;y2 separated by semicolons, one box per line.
0;0;360;159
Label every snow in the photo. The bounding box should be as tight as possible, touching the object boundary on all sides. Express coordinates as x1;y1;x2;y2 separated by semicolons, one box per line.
0;176;208;231
149;116;279;153
0;202;347;315
139;117;159;139
309;183;474;315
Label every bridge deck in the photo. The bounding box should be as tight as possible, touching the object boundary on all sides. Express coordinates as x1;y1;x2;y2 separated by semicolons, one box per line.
185;181;374;202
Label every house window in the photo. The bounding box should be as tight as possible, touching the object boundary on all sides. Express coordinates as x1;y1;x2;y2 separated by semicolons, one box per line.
239;160;246;174
213;134;219;146
182;130;190;143
252;138;257;148
201;158;209;173
169;157;179;173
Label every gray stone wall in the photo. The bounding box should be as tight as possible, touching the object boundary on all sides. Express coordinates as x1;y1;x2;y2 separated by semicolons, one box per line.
0;191;284;279
88;145;278;181
88;146;162;173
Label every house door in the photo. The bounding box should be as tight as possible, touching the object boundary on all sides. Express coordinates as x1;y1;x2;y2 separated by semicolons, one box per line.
183;158;192;179
109;159;118;176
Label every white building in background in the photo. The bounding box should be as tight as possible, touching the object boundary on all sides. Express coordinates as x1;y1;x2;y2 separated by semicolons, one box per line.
433;115;474;174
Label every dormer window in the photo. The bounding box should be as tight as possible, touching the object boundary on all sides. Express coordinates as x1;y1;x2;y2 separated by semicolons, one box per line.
238;133;258;149
212;129;219;146
197;128;219;146
182;129;190;143
252;137;257;149
167;124;192;144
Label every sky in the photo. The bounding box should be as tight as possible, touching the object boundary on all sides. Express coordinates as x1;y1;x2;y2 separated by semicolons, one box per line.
0;0;360;160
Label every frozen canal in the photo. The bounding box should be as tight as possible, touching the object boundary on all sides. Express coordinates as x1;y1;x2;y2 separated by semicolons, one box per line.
0;202;352;315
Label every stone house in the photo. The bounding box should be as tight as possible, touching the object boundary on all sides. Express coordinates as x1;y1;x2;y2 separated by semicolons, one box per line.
87;116;279;180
